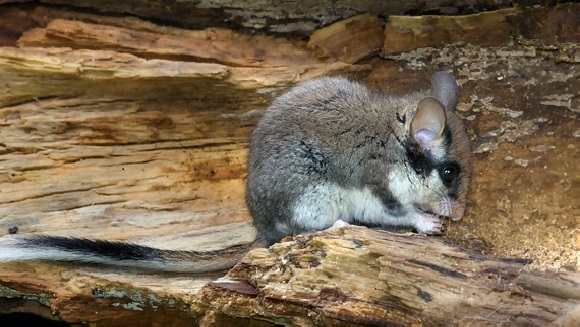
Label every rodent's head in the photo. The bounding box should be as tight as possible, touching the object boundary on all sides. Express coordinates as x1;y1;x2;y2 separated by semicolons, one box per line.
391;72;473;221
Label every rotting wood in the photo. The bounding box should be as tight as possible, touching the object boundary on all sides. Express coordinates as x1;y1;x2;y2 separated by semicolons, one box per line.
0;42;368;248
0;11;374;324
2;228;577;326
202;227;580;326
0;21;370;317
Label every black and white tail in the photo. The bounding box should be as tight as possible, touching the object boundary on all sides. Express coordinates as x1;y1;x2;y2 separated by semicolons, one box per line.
0;235;256;273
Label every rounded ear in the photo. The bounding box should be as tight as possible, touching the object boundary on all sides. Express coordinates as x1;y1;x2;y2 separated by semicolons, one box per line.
411;98;446;151
430;71;458;111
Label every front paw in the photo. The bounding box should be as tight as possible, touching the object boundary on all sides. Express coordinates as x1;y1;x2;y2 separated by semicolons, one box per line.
327;219;351;230
413;213;443;235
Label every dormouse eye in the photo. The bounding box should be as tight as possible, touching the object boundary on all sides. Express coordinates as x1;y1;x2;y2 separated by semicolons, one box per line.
440;165;459;185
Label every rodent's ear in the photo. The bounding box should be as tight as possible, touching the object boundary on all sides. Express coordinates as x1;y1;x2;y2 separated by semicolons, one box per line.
430;71;458;111
411;98;446;151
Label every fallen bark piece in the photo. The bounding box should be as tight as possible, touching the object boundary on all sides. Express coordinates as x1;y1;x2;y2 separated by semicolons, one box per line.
383;8;516;54
197;227;580;325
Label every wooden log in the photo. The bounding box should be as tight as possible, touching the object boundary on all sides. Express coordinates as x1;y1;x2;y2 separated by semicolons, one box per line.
0;16;370;297
382;3;579;55
0;13;371;323
0;228;578;325
204;227;580;326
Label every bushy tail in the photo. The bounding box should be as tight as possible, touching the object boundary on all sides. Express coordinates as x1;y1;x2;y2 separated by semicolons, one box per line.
0;235;260;273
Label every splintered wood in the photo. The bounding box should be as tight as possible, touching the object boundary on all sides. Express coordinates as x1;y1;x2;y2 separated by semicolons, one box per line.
203;227;579;325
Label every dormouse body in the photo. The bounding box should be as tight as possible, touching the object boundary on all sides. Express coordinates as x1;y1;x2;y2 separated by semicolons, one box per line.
0;72;472;272
247;71;473;246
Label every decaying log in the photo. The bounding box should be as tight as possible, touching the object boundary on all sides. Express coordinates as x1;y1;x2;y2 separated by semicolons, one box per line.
201;227;579;326
0;9;377;324
17;19;321;68
1;228;578;326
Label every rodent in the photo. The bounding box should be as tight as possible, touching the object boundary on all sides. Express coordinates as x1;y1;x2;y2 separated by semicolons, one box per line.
0;71;473;273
